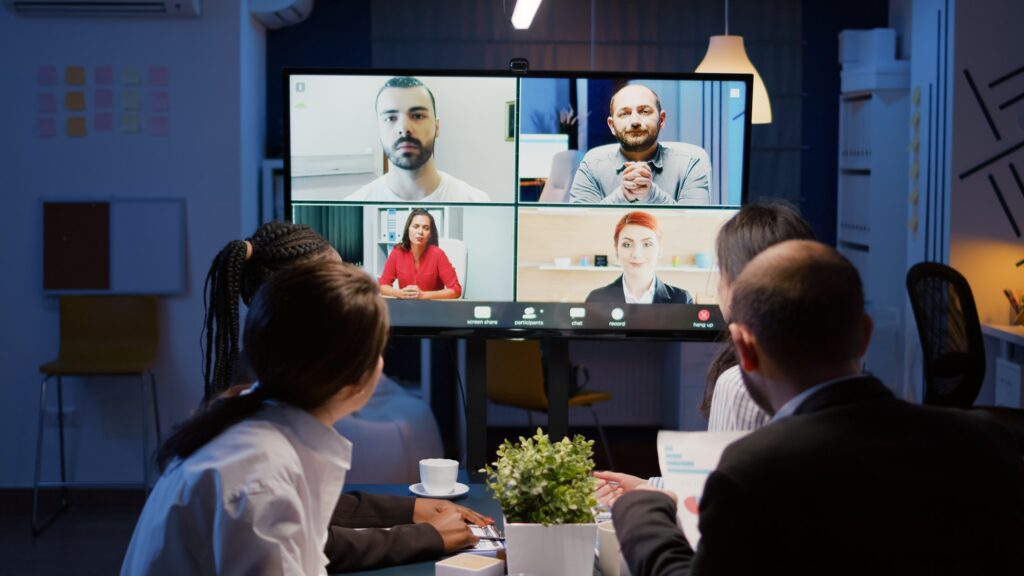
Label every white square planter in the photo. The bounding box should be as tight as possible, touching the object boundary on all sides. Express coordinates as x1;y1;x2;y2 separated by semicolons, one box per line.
504;519;597;576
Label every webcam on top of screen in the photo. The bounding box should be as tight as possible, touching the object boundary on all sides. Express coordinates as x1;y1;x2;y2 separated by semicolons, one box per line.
509;58;530;75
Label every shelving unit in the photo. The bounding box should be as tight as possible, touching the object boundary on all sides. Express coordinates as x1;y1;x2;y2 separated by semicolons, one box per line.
836;29;910;392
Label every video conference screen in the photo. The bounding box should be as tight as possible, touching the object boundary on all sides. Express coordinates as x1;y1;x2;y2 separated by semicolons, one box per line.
285;69;751;338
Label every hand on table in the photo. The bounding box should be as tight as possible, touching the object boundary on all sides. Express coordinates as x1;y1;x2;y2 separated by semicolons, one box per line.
593;470;649;506
399;285;422;299
423;510;479;553
413;498;495;526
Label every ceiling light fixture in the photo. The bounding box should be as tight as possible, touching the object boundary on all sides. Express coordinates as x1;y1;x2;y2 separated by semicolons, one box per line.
511;0;543;30
695;0;773;124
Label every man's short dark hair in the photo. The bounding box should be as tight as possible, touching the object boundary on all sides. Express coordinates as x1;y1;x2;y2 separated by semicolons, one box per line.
609;84;662;116
375;76;437;115
729;241;867;373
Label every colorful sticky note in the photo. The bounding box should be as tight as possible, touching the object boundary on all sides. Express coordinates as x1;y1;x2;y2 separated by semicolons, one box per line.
95;66;114;85
121;90;141;111
148;66;169;86
37;93;57;114
37;66;58;86
120;112;141;133
122;66;142;85
148;116;170;137
95;112;114;132
35;117;57;138
67;117;87;137
94;89;114;109
149;91;170;112
65;66;86;85
65;91;86;111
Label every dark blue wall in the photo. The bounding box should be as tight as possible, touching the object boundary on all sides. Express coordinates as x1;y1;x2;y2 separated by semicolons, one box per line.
265;2;372;157
800;1;889;245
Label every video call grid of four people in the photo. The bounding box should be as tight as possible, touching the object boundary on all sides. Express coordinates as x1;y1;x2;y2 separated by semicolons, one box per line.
289;74;745;304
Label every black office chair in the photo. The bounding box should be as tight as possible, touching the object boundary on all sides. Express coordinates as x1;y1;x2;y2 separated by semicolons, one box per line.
905;262;985;408
906;262;1024;454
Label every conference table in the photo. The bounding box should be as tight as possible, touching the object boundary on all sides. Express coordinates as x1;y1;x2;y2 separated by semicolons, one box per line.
337;482;605;576
338;482;502;576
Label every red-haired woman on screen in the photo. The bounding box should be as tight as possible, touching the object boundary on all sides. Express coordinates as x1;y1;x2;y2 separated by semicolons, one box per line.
585;211;692;304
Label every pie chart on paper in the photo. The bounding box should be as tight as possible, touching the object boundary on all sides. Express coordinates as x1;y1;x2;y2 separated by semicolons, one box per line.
683;496;700;516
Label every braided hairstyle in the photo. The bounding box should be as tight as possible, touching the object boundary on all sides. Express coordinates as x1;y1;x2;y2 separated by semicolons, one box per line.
202;221;334;401
161;259;389;471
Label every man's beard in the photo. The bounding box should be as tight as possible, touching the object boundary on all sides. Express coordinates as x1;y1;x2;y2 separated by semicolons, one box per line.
387;136;434;171
615;125;659;153
739;368;776;417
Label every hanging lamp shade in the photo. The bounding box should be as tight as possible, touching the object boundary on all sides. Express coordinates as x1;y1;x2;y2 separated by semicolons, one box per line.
696;35;772;124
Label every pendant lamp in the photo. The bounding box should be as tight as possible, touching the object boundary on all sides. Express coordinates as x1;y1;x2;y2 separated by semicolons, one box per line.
695;0;772;124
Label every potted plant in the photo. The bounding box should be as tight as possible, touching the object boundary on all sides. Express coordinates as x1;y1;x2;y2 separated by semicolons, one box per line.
482;429;598;576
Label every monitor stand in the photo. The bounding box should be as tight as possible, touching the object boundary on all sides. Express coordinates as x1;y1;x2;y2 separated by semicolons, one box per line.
466;338;570;482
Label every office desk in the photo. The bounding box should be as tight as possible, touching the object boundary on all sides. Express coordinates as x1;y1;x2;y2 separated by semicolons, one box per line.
337;483;502;576
983;324;1024;407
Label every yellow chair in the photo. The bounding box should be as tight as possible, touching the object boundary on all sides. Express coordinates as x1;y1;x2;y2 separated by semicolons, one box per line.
486;340;615;468
33;296;161;536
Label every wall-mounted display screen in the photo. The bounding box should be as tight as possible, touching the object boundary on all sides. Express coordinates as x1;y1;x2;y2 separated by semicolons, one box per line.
285;68;752;339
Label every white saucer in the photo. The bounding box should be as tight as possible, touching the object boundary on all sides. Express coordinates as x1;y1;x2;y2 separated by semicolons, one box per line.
409;481;470;499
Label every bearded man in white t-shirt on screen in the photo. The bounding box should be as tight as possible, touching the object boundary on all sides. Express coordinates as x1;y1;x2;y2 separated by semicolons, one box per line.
349;76;489;202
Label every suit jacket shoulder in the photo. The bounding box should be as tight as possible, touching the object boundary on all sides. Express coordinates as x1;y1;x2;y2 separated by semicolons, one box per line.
585;276;625;303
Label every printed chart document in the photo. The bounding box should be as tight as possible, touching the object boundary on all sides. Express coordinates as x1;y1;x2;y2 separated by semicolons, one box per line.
656;430;748;548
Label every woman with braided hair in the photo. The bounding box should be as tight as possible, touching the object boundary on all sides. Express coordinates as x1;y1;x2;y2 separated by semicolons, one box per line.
194;221;493;573
123;259;388;575
202;221;337;402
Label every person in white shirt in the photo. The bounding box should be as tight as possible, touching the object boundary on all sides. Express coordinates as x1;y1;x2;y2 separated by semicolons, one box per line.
348;76;489;203
122;261;391;576
592;202;816;501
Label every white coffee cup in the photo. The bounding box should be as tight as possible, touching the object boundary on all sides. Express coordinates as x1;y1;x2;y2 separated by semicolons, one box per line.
419;458;459;495
597;520;631;576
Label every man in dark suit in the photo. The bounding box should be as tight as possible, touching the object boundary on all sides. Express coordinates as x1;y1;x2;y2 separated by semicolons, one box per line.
613;240;1024;575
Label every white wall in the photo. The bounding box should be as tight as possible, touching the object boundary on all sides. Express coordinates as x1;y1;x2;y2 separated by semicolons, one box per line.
949;0;1024;405
0;3;264;486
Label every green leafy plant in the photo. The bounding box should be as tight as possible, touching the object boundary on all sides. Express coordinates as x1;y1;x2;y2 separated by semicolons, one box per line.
482;429;597;525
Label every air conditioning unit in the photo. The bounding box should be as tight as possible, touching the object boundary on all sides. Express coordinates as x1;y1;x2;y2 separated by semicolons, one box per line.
6;0;200;16
249;0;312;30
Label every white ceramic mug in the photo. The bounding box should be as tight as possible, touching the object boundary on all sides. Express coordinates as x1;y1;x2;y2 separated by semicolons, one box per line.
419;458;459;495
597;520;631;576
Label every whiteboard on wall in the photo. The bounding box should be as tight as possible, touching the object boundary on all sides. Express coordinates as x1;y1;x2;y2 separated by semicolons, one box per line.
43;198;187;295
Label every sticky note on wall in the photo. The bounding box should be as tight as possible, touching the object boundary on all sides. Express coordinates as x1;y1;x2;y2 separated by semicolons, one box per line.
67;117;87;137
65;66;86;85
149;91;170;112
65;91;86;111
95;89;113;109
122;90;141;111
37;93;57;114
121;112;140;133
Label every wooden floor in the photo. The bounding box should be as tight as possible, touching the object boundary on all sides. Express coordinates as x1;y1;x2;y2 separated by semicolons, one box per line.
0;427;659;574
0;489;145;576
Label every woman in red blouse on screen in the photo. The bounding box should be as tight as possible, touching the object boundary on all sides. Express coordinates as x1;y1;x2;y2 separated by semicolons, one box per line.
379;208;462;300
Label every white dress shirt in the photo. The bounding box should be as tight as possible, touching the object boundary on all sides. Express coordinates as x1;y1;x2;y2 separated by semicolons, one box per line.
348;170;489;202
622;275;656;304
121;402;352;576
